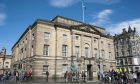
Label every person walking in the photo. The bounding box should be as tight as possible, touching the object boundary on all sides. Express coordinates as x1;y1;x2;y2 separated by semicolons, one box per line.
128;71;134;84
15;71;19;82
64;71;68;82
133;71;137;83
46;71;49;81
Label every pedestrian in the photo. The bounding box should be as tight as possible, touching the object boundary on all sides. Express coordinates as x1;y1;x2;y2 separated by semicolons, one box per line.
133;71;137;83
97;71;100;80
128;71;133;84
15;71;19;82
64;71;68;82
23;71;27;81
13;69;16;81
46;71;49;81
28;69;32;80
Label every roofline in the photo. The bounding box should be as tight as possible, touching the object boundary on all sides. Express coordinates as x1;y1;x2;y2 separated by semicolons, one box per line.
12;26;31;50
12;19;53;50
52;16;105;30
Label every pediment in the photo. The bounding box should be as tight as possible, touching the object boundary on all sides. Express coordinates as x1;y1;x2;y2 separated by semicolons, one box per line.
72;24;101;34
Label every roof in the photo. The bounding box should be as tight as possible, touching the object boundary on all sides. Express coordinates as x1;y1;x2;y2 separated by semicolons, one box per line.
52;16;105;30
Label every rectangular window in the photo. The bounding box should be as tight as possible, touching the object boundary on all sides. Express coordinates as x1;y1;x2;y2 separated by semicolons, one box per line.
21;48;23;53
101;50;105;58
133;58;139;65
32;34;35;41
43;65;49;72
101;41;103;44
109;52;111;59
128;58;132;64
25;38;27;44
108;43;111;48
93;48;98;58
120;59;124;65
44;32;50;40
31;45;34;56
24;48;26;58
44;45;49;56
124;58;128;65
63;34;67;40
75;35;79;40
117;60;119;65
62;64;68;73
85;47;88;57
62;45;68;57
75;46;79;58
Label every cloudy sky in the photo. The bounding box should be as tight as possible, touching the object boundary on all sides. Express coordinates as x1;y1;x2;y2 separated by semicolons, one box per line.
0;0;140;54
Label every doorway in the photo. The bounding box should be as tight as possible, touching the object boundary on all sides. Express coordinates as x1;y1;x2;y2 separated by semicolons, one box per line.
87;64;93;80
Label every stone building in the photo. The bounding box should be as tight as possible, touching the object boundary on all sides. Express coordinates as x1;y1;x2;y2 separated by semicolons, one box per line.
11;16;116;80
114;26;140;72
0;48;12;74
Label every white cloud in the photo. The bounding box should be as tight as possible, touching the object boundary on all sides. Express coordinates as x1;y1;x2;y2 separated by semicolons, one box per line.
48;0;120;8
0;4;7;26
49;0;78;8
107;18;140;35
91;9;113;27
0;13;7;25
85;0;120;4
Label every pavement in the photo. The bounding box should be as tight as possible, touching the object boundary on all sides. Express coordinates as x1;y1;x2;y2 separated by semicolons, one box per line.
0;77;102;84
1;78;140;84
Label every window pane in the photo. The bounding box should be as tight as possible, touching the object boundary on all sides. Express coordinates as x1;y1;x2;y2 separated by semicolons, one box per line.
31;45;34;56
75;46;79;58
43;65;48;72
63;34;67;41
93;48;97;58
44;32;50;39
62;45;67;57
32;34;35;41
62;64;67;73
44;45;49;56
85;47;88;57
128;58;132;64
120;59;123;65
125;58;128;65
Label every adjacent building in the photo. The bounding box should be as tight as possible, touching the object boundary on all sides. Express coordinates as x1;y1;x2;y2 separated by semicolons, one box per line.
0;48;12;74
114;26;140;72
11;16;116;80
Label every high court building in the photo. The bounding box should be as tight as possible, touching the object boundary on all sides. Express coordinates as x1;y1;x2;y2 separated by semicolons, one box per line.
11;16;116;80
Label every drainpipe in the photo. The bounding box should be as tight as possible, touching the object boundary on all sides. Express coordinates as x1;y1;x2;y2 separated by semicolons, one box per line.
54;25;57;82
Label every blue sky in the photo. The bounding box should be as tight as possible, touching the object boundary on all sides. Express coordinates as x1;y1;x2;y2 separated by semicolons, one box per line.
0;0;140;54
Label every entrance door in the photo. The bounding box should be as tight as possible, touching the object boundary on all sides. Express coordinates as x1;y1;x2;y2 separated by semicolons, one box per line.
87;64;93;80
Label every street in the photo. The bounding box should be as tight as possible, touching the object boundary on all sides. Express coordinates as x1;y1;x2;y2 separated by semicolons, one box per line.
1;77;140;84
1;80;140;84
0;81;103;84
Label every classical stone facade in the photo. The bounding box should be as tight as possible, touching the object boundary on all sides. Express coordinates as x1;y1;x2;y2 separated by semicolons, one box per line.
0;48;11;74
11;16;116;80
114;26;140;72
